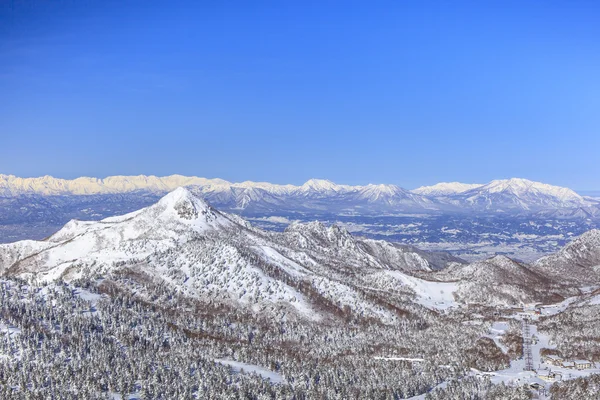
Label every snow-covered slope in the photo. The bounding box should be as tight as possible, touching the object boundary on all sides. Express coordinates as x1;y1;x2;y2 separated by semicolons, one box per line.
412;182;483;196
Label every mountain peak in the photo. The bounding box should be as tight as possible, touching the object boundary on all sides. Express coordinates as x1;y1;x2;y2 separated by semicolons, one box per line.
159;186;198;202
284;220;356;249
481;178;584;200
365;183;402;191
486;178;534;191
456;178;588;211
155;187;214;221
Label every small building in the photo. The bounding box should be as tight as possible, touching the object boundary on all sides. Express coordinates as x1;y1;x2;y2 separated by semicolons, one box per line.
574;360;594;370
530;382;542;390
537;370;561;382
554;371;563;381
543;355;563;366
562;361;575;369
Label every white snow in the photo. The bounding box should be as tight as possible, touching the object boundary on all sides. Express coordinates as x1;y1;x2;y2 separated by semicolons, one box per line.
537;296;580;317
214;359;285;384
461;178;589;210
254;246;312;277
482;178;583;202
0;323;21;336
373;356;424;362
484;322;510;354
412;182;483;196
0;174;231;196
384;271;458;310
586;294;600;305
356;184;410;201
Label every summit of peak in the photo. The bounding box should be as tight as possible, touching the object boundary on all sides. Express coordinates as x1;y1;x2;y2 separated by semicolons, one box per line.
487;254;519;265
154;187;214;221
301;178;337;189
487;178;534;189
285;220;327;233
363;183;403;192
366;183;397;188
159;186;197;202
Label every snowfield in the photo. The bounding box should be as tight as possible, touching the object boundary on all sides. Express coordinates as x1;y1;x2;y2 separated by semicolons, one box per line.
382;271;458;310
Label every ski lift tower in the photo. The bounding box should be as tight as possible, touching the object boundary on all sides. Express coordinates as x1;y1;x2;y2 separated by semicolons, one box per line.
523;317;534;371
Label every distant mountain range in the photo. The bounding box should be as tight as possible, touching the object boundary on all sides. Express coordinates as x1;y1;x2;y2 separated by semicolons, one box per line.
1;174;598;217
1;174;599;259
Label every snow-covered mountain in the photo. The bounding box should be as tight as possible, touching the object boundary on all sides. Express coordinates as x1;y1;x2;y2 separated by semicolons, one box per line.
412;182;484;196
455;178;590;212
412;178;597;215
4;187;600;332
533;229;600;284
0;188;468;324
296;178;354;196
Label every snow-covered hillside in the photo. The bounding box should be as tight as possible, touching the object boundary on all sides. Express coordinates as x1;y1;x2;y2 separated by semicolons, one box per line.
437;255;577;306
533;229;600;284
0;188;466;324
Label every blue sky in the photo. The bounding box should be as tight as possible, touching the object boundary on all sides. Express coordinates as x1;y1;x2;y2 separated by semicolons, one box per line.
1;1;599;189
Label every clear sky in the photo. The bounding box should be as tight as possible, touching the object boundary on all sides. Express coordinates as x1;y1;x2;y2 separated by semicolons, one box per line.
1;1;599;189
